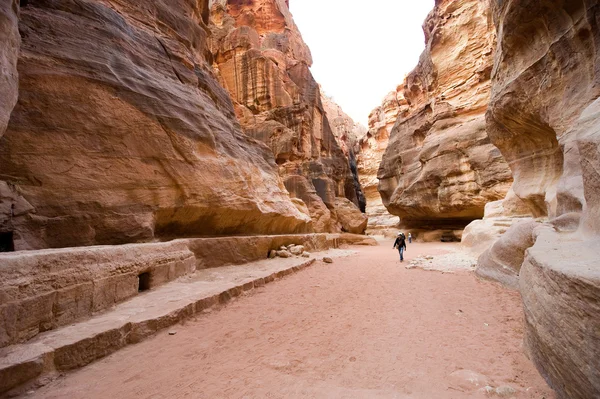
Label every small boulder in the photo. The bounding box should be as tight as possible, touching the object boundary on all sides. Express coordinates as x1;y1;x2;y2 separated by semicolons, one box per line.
323;257;333;263
268;250;277;259
495;386;517;397
279;246;287;250
287;244;295;250
277;250;292;258
290;245;305;255
302;252;311;258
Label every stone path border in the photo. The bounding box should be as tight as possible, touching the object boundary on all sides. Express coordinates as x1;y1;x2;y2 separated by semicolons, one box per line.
0;249;354;396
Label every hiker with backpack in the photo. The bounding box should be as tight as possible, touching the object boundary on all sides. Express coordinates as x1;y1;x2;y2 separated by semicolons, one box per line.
393;232;407;262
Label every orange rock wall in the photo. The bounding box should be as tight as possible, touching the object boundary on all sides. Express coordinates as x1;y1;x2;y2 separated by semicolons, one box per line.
377;0;512;233
209;0;366;233
0;0;311;250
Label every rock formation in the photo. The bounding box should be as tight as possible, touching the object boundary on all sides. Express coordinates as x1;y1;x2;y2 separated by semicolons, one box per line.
377;0;513;240
320;91;365;158
208;0;366;234
358;89;402;236
469;1;600;397
0;0;313;250
0;0;18;139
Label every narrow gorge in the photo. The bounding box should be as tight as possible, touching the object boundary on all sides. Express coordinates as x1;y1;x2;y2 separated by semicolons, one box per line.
0;0;598;398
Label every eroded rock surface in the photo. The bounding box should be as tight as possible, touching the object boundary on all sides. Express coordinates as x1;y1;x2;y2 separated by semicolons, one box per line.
358;89;401;236
208;0;366;233
0;0;18;139
481;1;600;397
377;0;512;235
0;0;311;250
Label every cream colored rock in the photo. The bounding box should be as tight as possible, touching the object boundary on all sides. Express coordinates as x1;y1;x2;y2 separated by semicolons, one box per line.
289;245;304;255
475;219;540;289
337;233;378;246
461;195;532;257
0;0;311;250
276;250;291;258
485;2;600;397
358;89;402;235
377;0;512;233
520;230;600;399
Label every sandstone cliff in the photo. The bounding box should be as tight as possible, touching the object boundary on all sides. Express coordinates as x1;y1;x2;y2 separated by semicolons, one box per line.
0;0;312;250
208;0;366;234
377;0;512;240
476;1;600;397
356;89;403;236
320;92;365;158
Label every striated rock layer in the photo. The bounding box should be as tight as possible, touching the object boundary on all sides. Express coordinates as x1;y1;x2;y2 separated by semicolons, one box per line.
0;0;312;250
358;89;402;236
377;0;512;239
208;0;366;234
474;1;600;397
0;0;18;139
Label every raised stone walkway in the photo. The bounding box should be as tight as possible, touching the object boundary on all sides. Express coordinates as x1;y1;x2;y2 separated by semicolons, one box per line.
0;248;355;395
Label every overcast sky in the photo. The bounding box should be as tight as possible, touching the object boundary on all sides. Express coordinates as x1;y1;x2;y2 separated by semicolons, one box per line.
289;1;434;126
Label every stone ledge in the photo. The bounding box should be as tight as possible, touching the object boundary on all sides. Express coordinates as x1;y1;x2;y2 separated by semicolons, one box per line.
0;252;343;395
0;234;330;348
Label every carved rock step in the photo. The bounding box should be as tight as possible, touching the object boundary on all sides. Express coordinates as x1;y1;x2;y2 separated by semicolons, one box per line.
0;251;351;395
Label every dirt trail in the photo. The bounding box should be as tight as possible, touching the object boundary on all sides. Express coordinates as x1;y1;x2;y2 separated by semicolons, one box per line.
28;241;554;399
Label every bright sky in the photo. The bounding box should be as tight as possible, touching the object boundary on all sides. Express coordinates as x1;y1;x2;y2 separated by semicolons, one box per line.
290;1;435;126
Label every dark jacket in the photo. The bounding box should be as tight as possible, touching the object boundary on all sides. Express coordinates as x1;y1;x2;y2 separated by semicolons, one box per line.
393;237;406;250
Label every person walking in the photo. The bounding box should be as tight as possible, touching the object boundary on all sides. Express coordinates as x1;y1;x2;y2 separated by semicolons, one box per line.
393;232;407;262
408;233;412;243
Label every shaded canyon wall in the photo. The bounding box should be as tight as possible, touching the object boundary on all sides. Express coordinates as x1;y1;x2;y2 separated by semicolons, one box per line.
0;0;312;250
377;0;513;241
208;0;367;234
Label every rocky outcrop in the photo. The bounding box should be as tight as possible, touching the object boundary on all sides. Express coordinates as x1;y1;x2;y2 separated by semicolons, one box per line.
0;0;312;250
320;92;366;158
320;91;367;220
358;89;402;236
208;0;365;234
476;1;600;397
377;0;513;238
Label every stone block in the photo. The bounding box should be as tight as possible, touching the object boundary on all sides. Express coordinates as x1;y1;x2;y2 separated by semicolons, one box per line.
16;292;56;342
52;283;94;328
53;325;131;371
0;303;17;347
92;274;137;312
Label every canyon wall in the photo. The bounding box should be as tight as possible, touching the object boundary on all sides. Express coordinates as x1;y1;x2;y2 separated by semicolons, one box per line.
377;0;513;240
0;0;312;250
357;89;402;236
481;1;600;397
208;0;366;234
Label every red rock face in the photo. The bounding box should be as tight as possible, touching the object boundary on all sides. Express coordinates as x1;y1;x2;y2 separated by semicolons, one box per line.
209;0;366;233
0;0;311;250
377;0;513;234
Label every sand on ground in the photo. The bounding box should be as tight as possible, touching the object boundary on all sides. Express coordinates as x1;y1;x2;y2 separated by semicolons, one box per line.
28;241;554;399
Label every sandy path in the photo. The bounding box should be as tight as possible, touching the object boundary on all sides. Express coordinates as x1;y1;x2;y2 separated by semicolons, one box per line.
29;241;554;399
